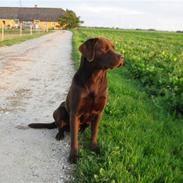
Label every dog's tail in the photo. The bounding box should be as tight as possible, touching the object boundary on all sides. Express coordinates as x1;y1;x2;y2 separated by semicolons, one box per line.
28;122;57;129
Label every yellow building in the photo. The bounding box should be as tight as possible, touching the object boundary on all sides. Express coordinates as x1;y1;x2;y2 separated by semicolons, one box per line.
0;7;65;30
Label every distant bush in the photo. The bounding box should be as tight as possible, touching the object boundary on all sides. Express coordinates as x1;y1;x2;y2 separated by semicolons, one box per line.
58;9;83;29
176;30;183;33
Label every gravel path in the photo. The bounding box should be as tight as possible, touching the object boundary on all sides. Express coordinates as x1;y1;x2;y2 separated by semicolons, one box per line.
0;31;75;183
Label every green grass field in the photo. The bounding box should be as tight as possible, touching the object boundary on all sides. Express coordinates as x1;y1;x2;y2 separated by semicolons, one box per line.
71;28;183;183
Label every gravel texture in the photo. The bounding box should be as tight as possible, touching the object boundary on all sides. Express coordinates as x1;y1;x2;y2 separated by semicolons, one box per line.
0;30;75;183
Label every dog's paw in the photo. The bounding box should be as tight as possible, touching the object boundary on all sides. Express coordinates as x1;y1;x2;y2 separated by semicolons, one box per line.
55;132;64;141
68;154;79;164
91;144;101;154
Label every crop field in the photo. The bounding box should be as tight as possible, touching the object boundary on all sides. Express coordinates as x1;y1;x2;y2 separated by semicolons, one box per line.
73;28;183;116
72;28;183;183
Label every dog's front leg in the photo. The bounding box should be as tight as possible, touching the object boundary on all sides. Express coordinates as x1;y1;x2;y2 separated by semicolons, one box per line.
91;113;102;153
69;113;80;163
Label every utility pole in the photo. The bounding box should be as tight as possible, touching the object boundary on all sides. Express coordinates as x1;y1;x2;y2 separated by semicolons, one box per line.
19;0;22;7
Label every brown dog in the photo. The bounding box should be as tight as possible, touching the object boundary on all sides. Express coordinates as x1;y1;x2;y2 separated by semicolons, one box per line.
29;37;124;163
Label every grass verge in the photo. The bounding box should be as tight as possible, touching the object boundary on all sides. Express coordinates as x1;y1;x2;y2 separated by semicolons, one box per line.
71;29;183;183
0;32;52;47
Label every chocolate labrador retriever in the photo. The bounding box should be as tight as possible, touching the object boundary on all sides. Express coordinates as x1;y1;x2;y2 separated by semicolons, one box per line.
29;37;125;163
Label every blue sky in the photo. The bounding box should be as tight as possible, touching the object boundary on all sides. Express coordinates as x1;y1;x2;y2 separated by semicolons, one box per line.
0;0;183;31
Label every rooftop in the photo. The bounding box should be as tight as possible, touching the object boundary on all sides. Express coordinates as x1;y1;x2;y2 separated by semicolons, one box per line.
0;7;65;21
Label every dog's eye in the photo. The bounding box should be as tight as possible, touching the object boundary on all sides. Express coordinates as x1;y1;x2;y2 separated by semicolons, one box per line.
100;48;108;53
105;49;110;53
97;48;109;55
104;46;110;52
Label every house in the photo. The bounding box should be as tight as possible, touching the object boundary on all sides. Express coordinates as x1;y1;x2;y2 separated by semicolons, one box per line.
0;7;65;30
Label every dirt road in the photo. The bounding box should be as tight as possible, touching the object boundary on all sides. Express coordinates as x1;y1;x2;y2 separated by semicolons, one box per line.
0;31;75;183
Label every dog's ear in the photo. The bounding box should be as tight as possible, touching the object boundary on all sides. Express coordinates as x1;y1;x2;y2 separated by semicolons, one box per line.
79;38;98;62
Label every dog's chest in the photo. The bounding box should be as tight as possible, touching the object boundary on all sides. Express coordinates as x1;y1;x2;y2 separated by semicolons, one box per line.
78;92;107;114
78;72;108;114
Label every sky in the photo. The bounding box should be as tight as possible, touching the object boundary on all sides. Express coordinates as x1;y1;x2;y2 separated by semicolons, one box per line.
0;0;183;31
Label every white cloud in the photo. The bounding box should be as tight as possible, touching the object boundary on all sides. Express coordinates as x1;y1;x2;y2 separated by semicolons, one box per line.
74;5;144;15
72;1;183;31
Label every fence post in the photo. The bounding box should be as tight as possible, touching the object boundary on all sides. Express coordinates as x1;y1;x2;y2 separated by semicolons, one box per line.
30;23;33;35
44;22;46;32
20;21;22;36
1;21;4;41
46;22;48;32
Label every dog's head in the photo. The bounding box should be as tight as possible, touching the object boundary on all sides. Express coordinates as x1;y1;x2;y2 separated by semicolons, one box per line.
79;37;124;69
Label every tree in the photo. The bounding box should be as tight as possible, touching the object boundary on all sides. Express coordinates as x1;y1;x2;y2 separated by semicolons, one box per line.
58;9;83;29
